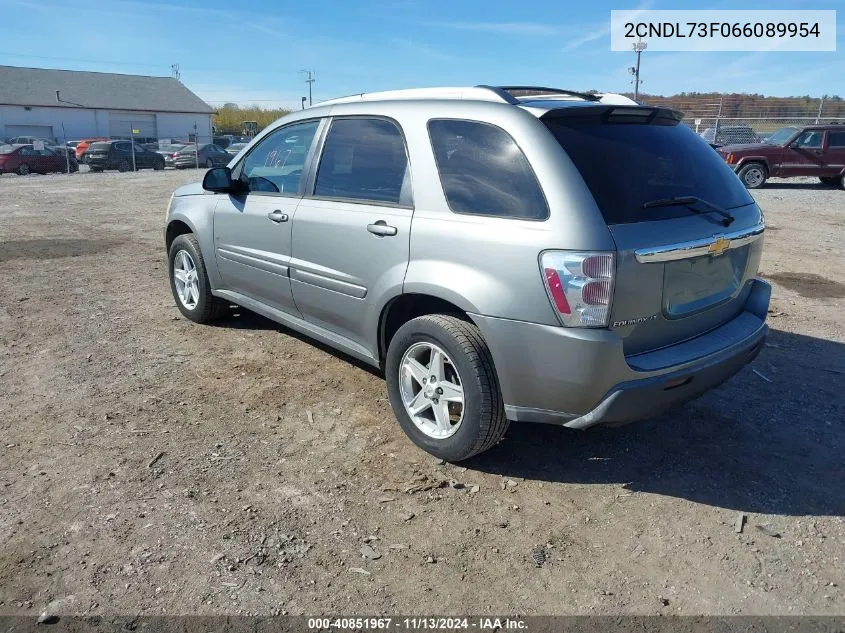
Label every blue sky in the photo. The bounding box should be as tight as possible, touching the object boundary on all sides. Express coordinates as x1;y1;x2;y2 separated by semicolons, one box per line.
1;0;842;109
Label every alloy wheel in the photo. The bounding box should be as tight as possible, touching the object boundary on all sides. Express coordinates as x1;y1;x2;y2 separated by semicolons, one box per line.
172;250;199;310
399;342;465;439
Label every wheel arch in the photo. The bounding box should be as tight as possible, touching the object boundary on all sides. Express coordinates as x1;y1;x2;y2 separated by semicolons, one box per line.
735;157;770;172
165;218;196;251
377;292;483;368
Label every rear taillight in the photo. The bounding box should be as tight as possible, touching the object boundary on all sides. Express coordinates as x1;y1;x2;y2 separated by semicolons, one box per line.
540;251;615;328
726;153;735;164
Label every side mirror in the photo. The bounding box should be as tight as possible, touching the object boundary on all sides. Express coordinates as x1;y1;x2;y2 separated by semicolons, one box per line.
203;167;235;193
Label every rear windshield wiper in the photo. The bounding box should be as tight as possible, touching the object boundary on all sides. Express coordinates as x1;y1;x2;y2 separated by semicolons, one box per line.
642;196;735;227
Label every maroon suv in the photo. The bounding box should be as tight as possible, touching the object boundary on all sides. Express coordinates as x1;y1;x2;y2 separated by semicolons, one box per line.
716;124;845;189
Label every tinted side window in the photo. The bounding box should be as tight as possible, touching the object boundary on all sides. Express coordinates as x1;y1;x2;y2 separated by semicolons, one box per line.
428;119;548;220
240;120;319;194
314;118;409;205
828;131;845;147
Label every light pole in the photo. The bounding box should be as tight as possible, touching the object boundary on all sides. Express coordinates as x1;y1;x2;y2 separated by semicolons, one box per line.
629;40;647;102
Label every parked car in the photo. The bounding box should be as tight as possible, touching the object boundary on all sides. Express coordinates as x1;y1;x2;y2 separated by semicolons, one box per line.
85;140;165;172
213;136;232;149
74;137;109;162
226;142;249;156
163;85;770;461
700;125;761;147
8;135;55;145
168;144;231;169
0;144;79;175
7;136;76;160
717;124;845;188
156;143;187;157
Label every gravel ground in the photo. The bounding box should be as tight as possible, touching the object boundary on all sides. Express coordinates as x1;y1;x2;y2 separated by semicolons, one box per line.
0;169;843;617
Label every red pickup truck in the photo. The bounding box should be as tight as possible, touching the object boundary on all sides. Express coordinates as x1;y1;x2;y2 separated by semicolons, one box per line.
716;124;845;189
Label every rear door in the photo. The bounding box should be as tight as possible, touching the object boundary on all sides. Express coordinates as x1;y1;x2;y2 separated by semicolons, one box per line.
132;143;153;168
212;119;322;315
544;108;765;356
290;117;413;351
826;130;845;176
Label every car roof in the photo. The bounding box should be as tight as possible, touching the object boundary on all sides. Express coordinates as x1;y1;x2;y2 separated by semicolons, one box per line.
312;85;639;118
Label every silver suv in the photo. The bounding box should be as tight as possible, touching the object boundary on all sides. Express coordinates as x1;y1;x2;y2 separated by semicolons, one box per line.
164;85;770;461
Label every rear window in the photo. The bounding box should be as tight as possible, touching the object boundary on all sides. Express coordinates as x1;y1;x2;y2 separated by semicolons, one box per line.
89;142;111;151
544;113;754;225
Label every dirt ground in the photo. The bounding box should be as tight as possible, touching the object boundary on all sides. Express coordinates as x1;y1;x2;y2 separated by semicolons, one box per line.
0;169;843;617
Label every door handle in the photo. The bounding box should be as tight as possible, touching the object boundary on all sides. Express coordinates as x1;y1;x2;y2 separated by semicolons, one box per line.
367;220;398;237
267;210;289;223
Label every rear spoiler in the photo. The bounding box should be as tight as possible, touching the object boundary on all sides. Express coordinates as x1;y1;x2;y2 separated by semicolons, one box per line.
541;105;685;124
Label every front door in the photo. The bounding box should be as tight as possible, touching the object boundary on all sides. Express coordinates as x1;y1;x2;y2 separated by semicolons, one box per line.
291;117;413;353
780;129;826;177
213;119;322;315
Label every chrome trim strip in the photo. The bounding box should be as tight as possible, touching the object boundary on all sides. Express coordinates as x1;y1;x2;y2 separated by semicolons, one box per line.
634;221;765;263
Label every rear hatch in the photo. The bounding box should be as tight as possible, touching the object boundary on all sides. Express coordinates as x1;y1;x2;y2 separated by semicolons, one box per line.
86;142;111;163
543;107;765;356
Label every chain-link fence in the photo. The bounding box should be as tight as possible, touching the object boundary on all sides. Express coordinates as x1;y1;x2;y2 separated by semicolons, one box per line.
638;95;845;145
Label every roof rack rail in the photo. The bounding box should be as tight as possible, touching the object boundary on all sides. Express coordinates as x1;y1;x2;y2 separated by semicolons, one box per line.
476;85;601;103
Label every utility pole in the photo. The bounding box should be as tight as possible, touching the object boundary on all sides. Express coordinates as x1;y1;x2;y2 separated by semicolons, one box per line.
300;70;315;106
629;40;647;102
171;64;181;81
816;95;826;123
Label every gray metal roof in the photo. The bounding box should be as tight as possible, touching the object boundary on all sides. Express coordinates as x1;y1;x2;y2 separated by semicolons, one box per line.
0;66;214;114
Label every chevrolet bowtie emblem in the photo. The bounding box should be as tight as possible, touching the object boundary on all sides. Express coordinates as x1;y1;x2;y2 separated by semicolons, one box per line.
708;236;731;257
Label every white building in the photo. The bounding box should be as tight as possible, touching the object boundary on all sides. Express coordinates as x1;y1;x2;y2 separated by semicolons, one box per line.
0;66;214;142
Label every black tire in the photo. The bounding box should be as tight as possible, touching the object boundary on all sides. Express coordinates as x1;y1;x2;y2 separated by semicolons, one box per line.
89;166;103;173
17;163;30;176
385;314;508;461
117;159;131;172
737;162;767;189
154;159;165;171
205;158;214;168
168;234;228;323
820;176;843;188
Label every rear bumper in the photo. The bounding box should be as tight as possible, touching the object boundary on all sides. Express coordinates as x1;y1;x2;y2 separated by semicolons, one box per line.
472;278;771;429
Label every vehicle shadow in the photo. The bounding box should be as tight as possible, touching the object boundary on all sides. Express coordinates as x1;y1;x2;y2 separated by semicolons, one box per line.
211;306;383;377
761;181;835;190
466;328;845;517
